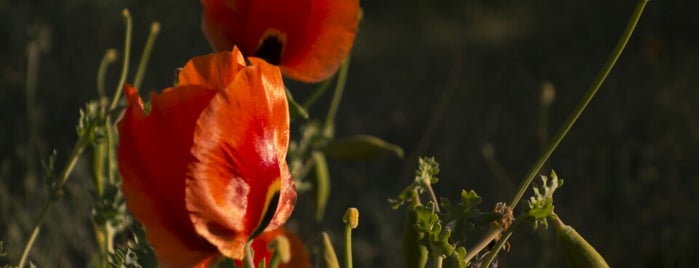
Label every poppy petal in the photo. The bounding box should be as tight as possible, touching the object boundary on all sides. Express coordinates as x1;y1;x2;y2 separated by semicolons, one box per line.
178;48;246;89
117;84;220;267
200;0;360;82
186;58;297;259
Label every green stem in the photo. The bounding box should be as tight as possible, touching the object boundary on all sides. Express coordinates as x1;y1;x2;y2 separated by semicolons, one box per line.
17;136;89;268
463;226;503;264
132;22;161;89
434;256;443;268
480;231;512;268
97;49;118;102
508;0;649;209
105;117;117;185
480;214;528;268
344;222;353;268
17;204;46;268
242;240;256;268
109;9;132;111
481;0;649;265
302;75;334;108
323;56;351;138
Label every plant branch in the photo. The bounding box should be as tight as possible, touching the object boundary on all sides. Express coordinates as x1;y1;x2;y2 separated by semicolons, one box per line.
508;0;650;209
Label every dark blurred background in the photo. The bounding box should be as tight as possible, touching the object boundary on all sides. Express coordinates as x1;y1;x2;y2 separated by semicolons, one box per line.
2;0;699;267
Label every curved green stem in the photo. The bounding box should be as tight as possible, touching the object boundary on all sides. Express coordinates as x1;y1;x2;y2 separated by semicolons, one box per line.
109;9;132;111
132;22;161;89
302;75;334;108
508;0;649;209
323;56;351;138
480;0;649;266
97;49;118;101
18;136;89;268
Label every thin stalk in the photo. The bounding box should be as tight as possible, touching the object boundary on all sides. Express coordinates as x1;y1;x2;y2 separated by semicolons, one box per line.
242;240;256;268
105;117;117;185
508;0;649;209
463;226;503;264
323;56;351;138
109;9;132;111
480;214;528;267
302;75;334;108
480;232;512;268
18;136;89;267
344;223;353;268
97;49;118;101
481;0;649;265
17;204;46;268
132;22;161;89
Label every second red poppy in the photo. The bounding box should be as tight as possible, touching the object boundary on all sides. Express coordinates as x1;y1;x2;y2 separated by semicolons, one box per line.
200;0;361;83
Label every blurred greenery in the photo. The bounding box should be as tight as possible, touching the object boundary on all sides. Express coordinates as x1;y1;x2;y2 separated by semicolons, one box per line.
2;0;699;267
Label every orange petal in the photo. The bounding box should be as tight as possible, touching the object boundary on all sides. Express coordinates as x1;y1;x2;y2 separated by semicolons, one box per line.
200;0;360;82
117;84;220;267
186;58;296;260
178;48;247;90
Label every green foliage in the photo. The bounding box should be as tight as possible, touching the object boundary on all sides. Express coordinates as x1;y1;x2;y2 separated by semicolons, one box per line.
109;248;142;268
394;157;505;268
524;170;564;229
389;157;439;209
402;202;429;268
441;190;502;242
108;224;157;268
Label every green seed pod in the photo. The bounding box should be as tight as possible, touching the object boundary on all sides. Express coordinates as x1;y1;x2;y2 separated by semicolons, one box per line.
554;218;609;268
403;202;428;268
312;151;330;223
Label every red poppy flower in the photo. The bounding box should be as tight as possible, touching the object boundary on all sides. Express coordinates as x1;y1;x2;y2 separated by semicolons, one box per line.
117;48;296;267
200;0;361;83
240;227;311;268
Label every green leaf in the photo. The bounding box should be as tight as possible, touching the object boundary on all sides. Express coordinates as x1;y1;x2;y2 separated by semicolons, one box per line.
389;157;440;210
285;88;309;120
444;247;467;268
322;135;403;160
416;157;439;185
525;170;564;229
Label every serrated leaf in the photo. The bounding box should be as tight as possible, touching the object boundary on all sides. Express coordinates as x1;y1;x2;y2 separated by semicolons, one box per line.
322;135;403;160
403;202;429;268
525;170;564;229
416;157;439;185
444;247;467;268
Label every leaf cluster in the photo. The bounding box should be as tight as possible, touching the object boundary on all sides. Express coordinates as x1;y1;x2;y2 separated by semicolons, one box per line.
524;170;564;229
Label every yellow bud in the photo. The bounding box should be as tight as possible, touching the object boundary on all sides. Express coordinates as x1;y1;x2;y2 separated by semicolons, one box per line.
343;207;359;229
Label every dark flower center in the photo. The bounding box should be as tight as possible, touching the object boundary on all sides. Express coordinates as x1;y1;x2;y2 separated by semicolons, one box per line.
249;191;280;239
255;36;284;65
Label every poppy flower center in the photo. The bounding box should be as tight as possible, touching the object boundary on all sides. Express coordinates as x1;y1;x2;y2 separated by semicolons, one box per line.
250;191;281;239
255;30;286;65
